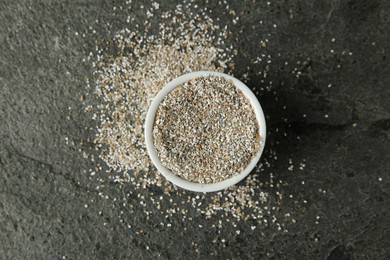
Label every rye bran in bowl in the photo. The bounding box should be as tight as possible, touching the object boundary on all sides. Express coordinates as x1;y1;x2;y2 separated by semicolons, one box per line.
145;71;266;192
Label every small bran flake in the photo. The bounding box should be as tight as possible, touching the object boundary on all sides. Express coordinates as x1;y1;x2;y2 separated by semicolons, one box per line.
153;75;260;184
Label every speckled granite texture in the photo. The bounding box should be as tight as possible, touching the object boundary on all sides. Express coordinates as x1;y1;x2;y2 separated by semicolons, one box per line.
1;1;389;259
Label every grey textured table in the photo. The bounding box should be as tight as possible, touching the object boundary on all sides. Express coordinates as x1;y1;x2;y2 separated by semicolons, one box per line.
1;1;389;259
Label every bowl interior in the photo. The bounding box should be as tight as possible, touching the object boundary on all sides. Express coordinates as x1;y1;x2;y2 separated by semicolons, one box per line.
145;71;266;192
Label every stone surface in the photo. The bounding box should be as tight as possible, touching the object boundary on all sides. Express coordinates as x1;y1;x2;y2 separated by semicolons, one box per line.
0;0;389;259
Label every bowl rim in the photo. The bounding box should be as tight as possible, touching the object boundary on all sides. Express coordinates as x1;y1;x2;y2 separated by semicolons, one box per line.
145;71;266;192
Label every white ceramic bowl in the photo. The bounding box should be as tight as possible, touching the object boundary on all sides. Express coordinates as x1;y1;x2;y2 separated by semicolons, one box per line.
145;71;266;192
